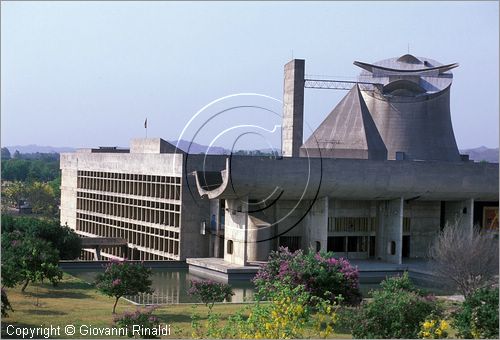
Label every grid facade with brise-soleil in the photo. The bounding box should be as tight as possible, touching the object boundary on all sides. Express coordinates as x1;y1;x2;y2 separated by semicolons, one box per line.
76;170;182;260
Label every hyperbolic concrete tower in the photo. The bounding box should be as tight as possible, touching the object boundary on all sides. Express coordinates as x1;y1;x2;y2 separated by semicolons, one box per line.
295;54;462;161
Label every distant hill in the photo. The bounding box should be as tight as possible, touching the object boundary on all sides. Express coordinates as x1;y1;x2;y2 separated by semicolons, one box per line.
5;143;498;163
5;141;227;155
460;146;499;163
170;140;279;155
5;144;76;154
170;140;227;155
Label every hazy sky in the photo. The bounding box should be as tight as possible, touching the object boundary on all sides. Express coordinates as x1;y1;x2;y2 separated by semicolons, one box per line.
1;1;499;150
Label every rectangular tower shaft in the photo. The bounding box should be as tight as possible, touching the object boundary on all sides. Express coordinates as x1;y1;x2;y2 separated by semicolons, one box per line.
282;59;305;157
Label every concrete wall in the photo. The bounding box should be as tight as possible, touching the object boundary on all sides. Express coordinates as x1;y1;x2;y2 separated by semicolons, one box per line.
247;216;272;261
61;152;183;176
180;155;227;259
325;199;441;260
282;59;305;157
179;174;210;260
60;157;78;230
304;197;328;252
130;138;179;154
327;199;375;259
444;199;474;235
275;199;308;248
208;155;498;201
404;201;441;258
223;199;248;265
329;199;374;218
376;198;403;264
361;88;460;162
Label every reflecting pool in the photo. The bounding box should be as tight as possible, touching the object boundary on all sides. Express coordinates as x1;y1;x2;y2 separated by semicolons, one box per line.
65;267;451;305
65;268;256;304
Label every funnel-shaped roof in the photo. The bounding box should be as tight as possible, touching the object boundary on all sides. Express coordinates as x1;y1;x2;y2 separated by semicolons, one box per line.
300;85;387;160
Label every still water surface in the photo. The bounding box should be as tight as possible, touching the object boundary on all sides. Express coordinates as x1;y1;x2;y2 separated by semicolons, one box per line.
65;268;449;305
65;268;256;304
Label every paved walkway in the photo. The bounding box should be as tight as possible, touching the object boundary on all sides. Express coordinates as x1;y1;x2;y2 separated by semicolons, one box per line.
187;257;435;274
350;258;434;274
186;258;261;274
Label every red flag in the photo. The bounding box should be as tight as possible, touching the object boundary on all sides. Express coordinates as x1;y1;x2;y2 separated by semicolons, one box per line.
144;118;147;129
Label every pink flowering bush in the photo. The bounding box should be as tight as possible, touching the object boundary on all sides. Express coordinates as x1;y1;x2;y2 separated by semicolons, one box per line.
253;247;362;305
188;280;234;311
95;260;153;313
113;306;160;339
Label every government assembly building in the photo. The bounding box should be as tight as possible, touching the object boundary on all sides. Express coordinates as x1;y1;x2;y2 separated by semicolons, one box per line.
60;54;498;266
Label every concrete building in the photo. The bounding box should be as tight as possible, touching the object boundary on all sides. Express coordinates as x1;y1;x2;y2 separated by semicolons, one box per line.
60;54;498;266
60;139;225;260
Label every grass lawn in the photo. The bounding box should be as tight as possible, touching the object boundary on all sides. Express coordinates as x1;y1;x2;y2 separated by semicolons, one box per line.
1;273;351;339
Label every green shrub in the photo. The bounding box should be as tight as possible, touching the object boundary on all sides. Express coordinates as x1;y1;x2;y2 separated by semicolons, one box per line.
379;270;416;292
348;273;442;339
453;287;499;338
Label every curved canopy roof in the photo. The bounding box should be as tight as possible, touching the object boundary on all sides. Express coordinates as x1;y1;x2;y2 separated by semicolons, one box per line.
355;54;458;94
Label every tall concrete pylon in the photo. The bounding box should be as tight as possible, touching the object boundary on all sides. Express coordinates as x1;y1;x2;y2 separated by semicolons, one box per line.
282;59;305;157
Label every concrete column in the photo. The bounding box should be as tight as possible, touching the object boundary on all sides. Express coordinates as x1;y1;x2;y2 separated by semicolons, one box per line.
304;197;328;252
376;198;403;264
247;217;272;262
209;200;221;257
444;199;474;236
95;246;101;261
208;229;214;258
223;198;248;265
282;59;305;158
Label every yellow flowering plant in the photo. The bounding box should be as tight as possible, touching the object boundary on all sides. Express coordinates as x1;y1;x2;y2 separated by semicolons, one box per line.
190;282;339;339
419;319;449;339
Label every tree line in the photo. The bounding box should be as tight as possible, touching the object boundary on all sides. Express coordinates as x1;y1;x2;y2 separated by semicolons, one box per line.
1;148;60;182
1;149;61;217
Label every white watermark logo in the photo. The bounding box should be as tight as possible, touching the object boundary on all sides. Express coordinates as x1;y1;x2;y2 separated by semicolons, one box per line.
175;92;324;244
5;324;172;338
